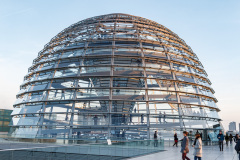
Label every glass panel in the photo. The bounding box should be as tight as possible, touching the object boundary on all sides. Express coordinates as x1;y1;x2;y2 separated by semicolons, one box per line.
175;73;195;83
83;58;111;66
145;59;170;69
48;90;74;100
148;91;177;101
202;98;218;108
177;83;198;93
19;105;42;114
28;91;46;102
182;119;207;129
85;48;112;56
51;80;75;89
113;67;144;77
112;101;146;113
44;103;73;113
12;127;38;138
113;78;145;88
14;94;28;105
54;68;79;78
11;107;21;115
61;50;84;58
142;42;162;50
204;108;219;119
115;33;137;39
179;94;201;105
58;59;81;68
115;41;139;47
34;71;53;81
10;117;20;125
112;89;145;100
198;86;215;98
195;78;211;87
181;105;204;117
146;69;173;79
72;114;108;126
114;57;142;67
147;79;175;90
39;61;56;71
76;89;109;99
43;113;71;125
80;67;111;76
88;41;112;47
74;101;109;112
149;103;179;115
77;77;110;88
172;63;188;72
143;49;166;58
29;82;49;92
17;116;40;125
114;48;141;56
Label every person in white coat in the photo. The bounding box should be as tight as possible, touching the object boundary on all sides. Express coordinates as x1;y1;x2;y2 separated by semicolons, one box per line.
192;133;202;160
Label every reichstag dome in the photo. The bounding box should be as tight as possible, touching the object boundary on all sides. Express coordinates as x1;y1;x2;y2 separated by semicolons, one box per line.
10;13;222;141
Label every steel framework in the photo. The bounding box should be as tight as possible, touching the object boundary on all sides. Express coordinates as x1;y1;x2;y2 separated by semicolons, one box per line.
10;13;222;140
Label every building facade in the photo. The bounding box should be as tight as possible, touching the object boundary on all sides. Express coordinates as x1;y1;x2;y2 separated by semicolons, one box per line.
10;13;222;140
239;123;240;134
0;109;12;133
229;121;236;131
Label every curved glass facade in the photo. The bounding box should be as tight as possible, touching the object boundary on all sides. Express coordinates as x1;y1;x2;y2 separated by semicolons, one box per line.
10;13;222;140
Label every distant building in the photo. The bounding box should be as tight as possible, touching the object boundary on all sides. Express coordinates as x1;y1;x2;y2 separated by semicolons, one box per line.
239;123;240;133
0;109;13;133
229;121;236;131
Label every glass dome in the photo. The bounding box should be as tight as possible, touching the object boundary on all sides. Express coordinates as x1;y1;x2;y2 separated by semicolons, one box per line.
10;13;222;140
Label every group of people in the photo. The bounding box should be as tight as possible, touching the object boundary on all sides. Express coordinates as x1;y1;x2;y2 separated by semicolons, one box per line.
154;131;202;160
217;131;240;159
171;131;240;160
179;131;202;160
222;133;234;146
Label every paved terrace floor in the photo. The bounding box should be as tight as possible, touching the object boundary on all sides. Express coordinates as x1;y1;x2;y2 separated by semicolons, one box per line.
129;143;239;160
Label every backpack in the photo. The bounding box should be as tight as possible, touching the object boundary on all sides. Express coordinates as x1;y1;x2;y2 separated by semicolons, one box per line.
235;140;240;152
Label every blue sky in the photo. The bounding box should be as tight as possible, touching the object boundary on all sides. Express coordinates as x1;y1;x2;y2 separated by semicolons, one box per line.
0;0;239;130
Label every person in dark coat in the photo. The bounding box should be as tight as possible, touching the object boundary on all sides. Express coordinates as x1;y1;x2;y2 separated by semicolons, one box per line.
217;131;224;151
235;134;239;143
141;114;144;123
229;134;233;145
181;131;190;160
173;133;178;147
234;134;240;160
129;114;132;124
154;131;158;147
225;133;229;146
93;115;98;125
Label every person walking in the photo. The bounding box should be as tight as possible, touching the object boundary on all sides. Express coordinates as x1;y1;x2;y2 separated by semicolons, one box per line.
61;90;65;100
192;133;202;160
173;133;178;147
229;134;233;145
93;115;98;125
181;131;190;160
141;114;144;123
235;134;239;143
154;131;158;147
217;131;224;151
225;133;229;146
163;112;166;123
159;111;162;124
234;134;240;160
129;114;132;124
